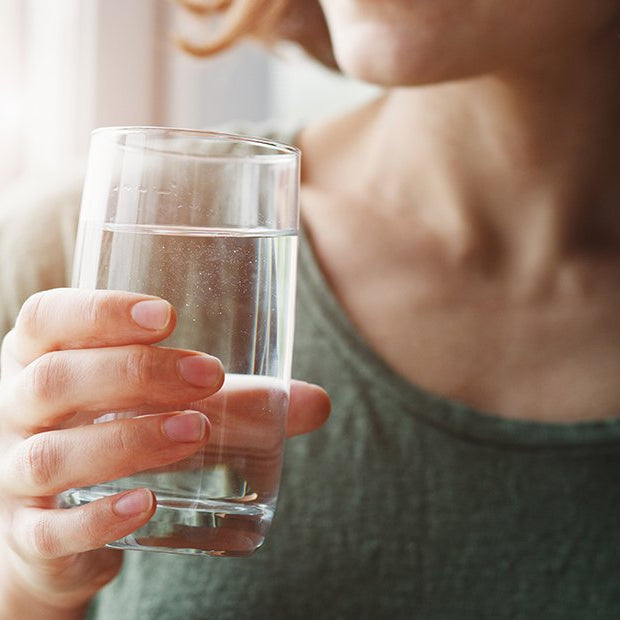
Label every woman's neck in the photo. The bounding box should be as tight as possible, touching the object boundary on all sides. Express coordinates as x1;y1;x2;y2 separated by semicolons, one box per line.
301;38;620;276
297;33;620;421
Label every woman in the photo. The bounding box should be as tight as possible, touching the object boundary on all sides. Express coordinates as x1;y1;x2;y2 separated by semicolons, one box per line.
2;0;620;617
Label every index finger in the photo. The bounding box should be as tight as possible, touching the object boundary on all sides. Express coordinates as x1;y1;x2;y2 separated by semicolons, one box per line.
6;288;176;367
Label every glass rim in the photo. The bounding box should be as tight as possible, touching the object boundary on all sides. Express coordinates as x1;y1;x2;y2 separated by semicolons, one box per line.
91;125;301;164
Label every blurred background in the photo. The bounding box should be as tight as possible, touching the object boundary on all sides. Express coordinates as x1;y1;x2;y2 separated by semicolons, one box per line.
0;0;378;188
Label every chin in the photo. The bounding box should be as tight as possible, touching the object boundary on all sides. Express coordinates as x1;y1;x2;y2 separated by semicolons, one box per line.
330;22;483;87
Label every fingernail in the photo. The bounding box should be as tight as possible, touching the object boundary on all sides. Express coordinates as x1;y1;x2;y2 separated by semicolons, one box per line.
177;354;223;388
113;489;153;517
131;299;171;330
163;411;207;442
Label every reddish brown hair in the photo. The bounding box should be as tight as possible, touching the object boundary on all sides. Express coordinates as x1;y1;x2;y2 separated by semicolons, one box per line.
176;0;337;69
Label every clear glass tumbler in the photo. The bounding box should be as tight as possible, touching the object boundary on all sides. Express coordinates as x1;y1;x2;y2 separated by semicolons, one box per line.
60;127;300;557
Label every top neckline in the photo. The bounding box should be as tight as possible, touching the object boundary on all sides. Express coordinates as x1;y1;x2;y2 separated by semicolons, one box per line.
297;225;620;450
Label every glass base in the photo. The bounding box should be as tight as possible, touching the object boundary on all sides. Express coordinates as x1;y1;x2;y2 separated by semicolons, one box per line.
61;487;272;557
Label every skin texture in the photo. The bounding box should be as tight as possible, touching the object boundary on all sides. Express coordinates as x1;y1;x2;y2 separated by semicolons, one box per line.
0;290;329;618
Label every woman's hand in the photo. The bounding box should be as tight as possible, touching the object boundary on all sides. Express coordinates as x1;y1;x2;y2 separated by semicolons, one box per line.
0;289;329;619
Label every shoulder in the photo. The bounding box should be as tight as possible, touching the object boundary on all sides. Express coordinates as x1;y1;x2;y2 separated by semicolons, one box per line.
0;165;84;337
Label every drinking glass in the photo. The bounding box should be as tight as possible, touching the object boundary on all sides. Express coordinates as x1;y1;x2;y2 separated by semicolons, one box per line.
60;127;300;557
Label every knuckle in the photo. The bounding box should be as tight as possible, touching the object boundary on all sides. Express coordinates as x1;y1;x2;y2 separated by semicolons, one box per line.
1;329;16;358
114;422;142;455
0;330;18;383
102;420;137;457
30;514;60;559
16;291;48;339
73;508;101;550
80;290;135;332
80;290;109;329
120;346;158;389
25;352;70;403
20;433;61;491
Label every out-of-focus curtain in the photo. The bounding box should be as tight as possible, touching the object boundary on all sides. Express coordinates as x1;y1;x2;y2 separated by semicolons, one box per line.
0;0;272;187
0;0;375;190
0;0;168;185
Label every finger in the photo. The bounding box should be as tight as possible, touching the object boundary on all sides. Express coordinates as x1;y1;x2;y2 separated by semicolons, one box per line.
10;489;156;561
185;376;330;442
286;380;331;437
7;289;177;367
3;346;223;433
1;411;209;497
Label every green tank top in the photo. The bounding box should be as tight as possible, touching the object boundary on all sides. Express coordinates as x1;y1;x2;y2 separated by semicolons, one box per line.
86;226;620;619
